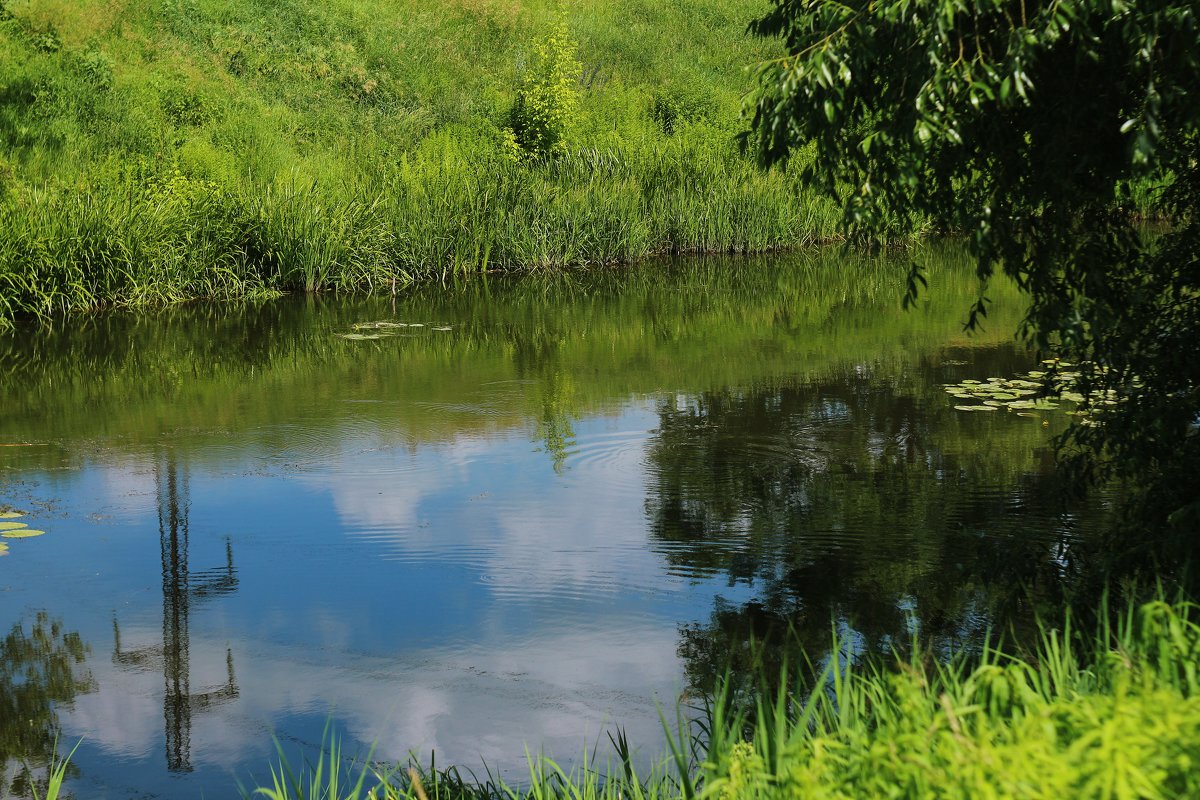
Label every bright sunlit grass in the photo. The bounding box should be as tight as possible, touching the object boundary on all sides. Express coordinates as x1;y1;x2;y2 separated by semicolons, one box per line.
0;0;844;327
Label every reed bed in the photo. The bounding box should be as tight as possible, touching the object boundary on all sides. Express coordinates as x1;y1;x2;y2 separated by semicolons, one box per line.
0;135;839;330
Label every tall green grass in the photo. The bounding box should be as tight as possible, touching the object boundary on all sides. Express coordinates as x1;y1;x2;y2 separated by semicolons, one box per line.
0;0;843;329
703;595;1200;798
0;129;839;329
232;596;1200;800
18;737;78;800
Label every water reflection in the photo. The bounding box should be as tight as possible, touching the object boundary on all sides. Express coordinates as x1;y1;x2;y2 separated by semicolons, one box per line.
0;248;1112;798
0;614;94;797
111;455;239;773
644;359;1084;692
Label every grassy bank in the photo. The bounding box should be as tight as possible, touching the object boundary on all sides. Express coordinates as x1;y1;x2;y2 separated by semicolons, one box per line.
231;596;1200;799
0;0;841;329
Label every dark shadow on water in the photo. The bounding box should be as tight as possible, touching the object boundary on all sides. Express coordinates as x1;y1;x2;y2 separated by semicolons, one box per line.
0;614;94;797
642;352;1110;695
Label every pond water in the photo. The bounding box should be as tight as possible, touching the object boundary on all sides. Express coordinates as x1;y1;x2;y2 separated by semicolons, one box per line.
0;247;1102;798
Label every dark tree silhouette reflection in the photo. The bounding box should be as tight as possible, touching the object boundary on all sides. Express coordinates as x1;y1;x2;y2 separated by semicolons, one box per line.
644;354;1102;695
0;614;94;798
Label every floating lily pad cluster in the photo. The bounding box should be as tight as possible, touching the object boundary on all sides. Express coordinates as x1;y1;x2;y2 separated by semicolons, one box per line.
0;508;46;556
944;359;1094;419
336;321;452;340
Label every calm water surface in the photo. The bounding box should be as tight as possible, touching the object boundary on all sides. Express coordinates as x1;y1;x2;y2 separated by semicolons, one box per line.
0;250;1100;798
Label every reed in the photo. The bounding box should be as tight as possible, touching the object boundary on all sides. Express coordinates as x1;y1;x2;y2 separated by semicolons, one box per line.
703;593;1200;798
26;596;1195;798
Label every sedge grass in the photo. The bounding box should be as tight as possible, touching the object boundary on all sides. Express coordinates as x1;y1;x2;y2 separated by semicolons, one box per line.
19;737;80;800
703;594;1200;798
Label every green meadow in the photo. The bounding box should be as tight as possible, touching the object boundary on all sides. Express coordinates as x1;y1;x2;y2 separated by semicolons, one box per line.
0;0;841;327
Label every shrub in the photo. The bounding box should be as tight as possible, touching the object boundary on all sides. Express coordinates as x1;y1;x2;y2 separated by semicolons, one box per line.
505;10;581;160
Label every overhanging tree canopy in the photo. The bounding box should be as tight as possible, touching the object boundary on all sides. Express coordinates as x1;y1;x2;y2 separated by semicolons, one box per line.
742;0;1200;565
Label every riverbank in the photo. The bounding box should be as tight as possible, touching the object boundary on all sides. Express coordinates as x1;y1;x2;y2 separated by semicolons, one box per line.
25;596;1191;799
0;0;845;329
0;147;840;328
244;596;1200;799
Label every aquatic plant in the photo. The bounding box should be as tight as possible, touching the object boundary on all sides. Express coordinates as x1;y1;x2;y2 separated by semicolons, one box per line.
25;738;79;800
0;509;47;556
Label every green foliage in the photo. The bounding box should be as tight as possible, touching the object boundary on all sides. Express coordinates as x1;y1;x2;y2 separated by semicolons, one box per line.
506;12;582;160
0;138;840;328
0;0;839;323
649;85;716;136
76;49;114;91
702;597;1200;798
26;738;79;800
742;0;1200;567
160;85;214;127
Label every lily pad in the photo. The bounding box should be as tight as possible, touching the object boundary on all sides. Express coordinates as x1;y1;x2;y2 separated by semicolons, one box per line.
354;321;409;329
955;404;998;412
0;543;8;556
0;522;27;531
0;510;24;519
961;379;982;385
2;529;44;538
432;326;452;332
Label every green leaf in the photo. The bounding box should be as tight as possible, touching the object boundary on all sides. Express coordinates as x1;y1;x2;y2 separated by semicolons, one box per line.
3;529;46;538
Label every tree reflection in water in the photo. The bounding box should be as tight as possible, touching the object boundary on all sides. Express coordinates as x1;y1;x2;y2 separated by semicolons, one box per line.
644;364;1094;696
0;614;94;797
112;453;239;773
